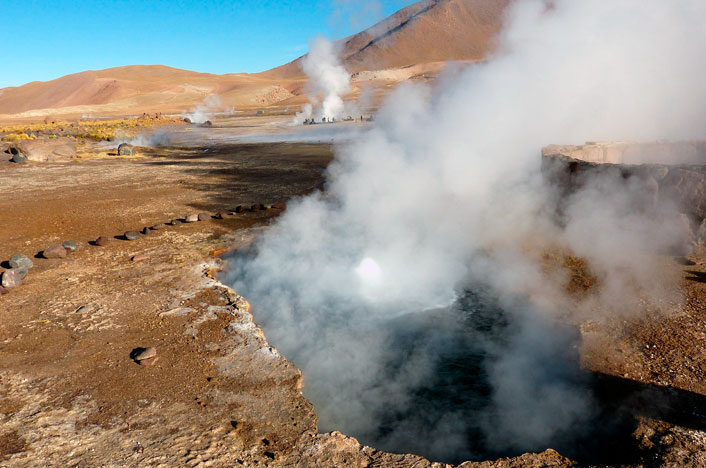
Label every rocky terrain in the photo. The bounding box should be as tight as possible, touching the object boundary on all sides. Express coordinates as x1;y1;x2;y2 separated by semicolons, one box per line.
1;118;706;467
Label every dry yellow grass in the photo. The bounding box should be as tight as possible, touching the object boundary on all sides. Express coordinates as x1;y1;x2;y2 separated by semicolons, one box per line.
0;116;183;142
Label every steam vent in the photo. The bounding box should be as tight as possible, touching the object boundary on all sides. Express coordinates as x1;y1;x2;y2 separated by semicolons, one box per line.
542;141;706;223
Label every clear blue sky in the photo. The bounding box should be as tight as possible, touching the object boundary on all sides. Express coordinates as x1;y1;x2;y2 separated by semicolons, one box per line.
0;0;416;89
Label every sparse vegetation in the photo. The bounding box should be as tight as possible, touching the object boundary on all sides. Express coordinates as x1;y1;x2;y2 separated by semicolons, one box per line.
0;116;183;142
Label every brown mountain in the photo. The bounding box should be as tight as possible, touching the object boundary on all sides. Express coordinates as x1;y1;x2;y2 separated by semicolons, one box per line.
0;0;509;119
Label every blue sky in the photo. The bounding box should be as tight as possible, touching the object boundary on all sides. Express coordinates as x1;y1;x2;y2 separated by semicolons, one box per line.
0;0;416;89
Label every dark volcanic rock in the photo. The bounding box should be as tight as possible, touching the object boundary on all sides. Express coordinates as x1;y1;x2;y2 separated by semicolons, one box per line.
9;254;33;270
117;143;136;156
235;205;245;213
43;244;68;259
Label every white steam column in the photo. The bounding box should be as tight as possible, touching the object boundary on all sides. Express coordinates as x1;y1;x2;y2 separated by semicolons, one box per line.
295;37;351;123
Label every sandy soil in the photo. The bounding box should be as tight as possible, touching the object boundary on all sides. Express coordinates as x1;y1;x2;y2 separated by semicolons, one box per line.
1;119;706;467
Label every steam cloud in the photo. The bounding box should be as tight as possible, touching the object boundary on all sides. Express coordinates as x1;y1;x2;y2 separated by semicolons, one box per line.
182;94;224;124
229;0;706;462
295;37;351;123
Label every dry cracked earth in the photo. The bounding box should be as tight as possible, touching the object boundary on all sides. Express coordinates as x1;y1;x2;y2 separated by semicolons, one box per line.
2;130;706;467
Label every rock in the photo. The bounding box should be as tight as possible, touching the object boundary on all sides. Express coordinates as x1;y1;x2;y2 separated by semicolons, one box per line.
272;202;287;210
13;267;29;280
235;205;245;213
9;254;33;270
202;120;213;127
185;214;199;223
11;152;27;163
183;117;192;124
124;231;140;241
62;240;77;252
250;204;265;212
197;212;211;221
141;227;150;235
95;236;110;246
131;254;150;262
43;244;68;259
7;137;76;162
131;347;158;365
1;269;21;288
0;286;8;295
151;223;167;230
117;143;136;156
170;219;183;225
214;211;227;219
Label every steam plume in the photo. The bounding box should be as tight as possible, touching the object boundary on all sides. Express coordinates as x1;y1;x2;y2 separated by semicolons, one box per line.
295;37;351;123
229;0;706;461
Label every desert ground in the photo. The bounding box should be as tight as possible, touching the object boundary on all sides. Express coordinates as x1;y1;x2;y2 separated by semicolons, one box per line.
1;114;706;468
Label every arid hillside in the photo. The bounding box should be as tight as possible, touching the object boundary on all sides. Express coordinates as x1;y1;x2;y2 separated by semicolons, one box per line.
0;0;510;119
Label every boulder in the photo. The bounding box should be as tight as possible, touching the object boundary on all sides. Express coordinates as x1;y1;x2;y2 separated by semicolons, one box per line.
117;143;136;156
1;269;21;288
43;244;68;259
9;254;33;270
8;138;76;162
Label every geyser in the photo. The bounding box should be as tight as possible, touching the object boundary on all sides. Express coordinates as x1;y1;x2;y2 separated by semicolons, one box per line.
228;0;706;463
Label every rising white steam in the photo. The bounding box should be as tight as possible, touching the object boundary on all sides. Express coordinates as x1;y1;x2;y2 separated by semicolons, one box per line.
295;37;351;123
229;0;706;461
182;94;223;123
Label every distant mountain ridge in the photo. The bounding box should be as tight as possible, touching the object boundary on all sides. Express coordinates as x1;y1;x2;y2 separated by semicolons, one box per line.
0;0;510;118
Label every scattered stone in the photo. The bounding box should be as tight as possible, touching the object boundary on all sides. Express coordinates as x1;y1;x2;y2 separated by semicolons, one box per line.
0;286;8;295
131;254;150;262
159;307;196;317
234;205;245;213
43;244;68;259
124;231;140;241
214;211;227;219
185;214;199;223
250;204;260;212
1;269;21;288
202;120;213;127
62;240;77;253
141;227;150;235
131;347;158;365
170;219;183;225
197;212;210;221
9;254;33;270
11;152;27;163
151;223;167;230
14;267;29;280
95;236;110;246
183;117;192;124
117;143;136;156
